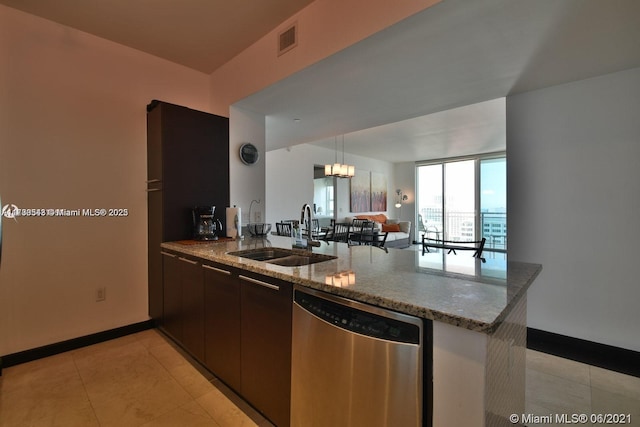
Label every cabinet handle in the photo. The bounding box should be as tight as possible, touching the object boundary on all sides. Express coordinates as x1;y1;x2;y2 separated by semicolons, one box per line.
146;179;161;183
146;188;161;192
161;251;176;257
239;275;280;291
179;257;198;265
203;264;231;275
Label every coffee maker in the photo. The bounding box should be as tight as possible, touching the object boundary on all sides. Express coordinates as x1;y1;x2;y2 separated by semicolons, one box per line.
192;206;222;240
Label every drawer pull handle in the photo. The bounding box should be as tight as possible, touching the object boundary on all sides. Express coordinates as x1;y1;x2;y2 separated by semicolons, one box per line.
161;251;176;258
203;264;231;275
146;188;161;192
239;275;279;291
146;179;161;184
178;257;198;265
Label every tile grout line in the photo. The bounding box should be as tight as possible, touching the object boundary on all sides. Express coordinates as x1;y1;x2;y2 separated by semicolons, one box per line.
135;333;210;426
70;351;103;427
137;331;225;427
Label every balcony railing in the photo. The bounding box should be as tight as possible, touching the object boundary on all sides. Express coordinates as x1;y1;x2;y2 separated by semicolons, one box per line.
419;210;507;251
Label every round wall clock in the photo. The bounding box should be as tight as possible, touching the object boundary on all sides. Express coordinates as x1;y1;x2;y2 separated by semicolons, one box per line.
239;143;259;165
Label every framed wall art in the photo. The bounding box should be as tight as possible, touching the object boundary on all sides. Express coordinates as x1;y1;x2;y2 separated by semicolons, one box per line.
370;171;387;211
350;169;370;213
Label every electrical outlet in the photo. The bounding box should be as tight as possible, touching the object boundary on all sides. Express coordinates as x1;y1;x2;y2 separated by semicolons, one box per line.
96;287;106;302
255;212;262;222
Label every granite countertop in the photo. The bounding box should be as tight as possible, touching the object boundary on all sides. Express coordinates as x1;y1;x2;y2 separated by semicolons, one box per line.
161;235;541;334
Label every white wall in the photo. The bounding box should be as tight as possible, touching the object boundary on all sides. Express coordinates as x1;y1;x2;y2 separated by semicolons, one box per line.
266;144;396;226
507;68;640;352
229;107;266;225
0;5;212;355
392;162;416;224
208;0;439;116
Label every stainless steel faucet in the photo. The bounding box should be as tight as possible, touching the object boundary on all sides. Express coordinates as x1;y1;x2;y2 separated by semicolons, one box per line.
301;204;321;248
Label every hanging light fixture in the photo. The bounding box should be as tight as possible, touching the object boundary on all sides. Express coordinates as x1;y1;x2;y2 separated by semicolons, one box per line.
325;135;355;178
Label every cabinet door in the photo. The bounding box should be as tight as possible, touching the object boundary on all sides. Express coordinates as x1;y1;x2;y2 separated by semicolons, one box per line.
180;256;205;362
159;102;230;241
148;190;163;320
203;263;241;391
162;251;182;341
240;274;292;427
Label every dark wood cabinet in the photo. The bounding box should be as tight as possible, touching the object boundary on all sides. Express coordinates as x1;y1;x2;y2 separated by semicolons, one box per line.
240;273;293;427
203;262;241;391
147;100;229;322
161;254;294;427
161;251;182;342
161;251;205;362
180;256;205;362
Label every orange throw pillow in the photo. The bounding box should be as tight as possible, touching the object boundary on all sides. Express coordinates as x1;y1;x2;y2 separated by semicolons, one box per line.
356;214;388;224
382;223;401;232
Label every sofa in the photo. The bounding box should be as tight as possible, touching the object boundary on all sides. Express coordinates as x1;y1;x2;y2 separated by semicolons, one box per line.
344;214;412;249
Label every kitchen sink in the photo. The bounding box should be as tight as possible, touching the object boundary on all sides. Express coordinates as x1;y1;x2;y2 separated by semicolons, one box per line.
268;254;334;266
228;248;337;266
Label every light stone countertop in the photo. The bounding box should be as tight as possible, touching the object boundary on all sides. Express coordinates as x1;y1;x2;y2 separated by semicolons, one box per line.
161;235;541;334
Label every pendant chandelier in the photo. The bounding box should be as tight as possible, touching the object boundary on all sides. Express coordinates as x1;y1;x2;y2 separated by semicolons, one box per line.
325;135;355;178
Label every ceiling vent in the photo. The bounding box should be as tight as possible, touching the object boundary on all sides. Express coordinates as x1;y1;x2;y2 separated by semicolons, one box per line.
278;23;298;56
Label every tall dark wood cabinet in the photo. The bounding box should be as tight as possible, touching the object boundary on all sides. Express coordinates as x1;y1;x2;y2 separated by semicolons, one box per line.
147;100;229;322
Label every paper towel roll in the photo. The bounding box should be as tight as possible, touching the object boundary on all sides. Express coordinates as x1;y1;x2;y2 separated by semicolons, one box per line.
226;207;241;238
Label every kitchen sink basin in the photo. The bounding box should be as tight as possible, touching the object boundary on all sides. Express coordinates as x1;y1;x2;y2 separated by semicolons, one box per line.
268;254;333;266
228;248;337;266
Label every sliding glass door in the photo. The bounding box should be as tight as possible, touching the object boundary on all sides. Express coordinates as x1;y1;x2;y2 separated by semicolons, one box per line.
417;164;443;240
417;154;506;252
444;160;475;241
479;157;506;250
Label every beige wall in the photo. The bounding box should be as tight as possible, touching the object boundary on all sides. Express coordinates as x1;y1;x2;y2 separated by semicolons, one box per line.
0;0;439;355
0;5;211;354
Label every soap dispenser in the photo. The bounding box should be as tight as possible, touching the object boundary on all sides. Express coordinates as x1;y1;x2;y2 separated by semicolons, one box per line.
291;221;306;248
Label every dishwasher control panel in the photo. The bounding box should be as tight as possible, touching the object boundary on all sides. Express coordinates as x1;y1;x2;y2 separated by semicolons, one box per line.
294;289;421;344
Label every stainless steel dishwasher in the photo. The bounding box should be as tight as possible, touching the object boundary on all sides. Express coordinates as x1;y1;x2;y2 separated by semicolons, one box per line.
291;286;431;427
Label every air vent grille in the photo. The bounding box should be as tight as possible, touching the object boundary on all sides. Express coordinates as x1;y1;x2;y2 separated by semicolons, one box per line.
278;23;298;56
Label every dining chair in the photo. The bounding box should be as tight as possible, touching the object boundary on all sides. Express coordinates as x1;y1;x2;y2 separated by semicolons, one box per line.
351;218;369;230
351;220;375;245
371;231;389;248
276;221;293;236
330;222;351;243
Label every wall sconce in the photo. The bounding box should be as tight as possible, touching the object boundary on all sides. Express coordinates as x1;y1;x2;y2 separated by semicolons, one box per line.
395;189;408;208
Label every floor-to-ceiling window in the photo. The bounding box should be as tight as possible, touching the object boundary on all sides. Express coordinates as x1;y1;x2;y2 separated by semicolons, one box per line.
416;153;506;252
479;157;507;251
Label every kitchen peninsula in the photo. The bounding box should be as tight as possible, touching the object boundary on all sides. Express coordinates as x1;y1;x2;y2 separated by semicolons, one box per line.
160;235;541;427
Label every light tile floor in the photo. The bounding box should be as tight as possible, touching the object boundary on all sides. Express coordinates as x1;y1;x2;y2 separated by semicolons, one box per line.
0;329;638;426
0;329;272;427
525;350;640;427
